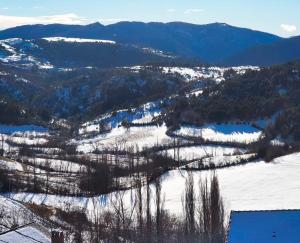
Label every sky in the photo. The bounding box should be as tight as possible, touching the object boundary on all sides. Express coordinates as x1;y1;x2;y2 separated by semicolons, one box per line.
0;0;299;37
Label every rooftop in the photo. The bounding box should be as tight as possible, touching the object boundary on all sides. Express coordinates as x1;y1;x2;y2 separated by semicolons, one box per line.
227;210;300;243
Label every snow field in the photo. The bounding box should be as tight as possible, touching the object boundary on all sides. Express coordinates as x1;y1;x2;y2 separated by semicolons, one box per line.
9;152;300;219
161;145;244;161
77;124;172;153
175;124;262;144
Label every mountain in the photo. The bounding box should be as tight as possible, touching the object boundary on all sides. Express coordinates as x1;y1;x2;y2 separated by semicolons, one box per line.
0;22;281;63
222;36;300;66
0;38;178;69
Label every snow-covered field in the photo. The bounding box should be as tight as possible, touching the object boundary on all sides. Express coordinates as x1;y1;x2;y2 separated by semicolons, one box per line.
159;153;300;213
9;152;300;217
77;124;172;152
0;125;50;156
184;153;256;169
175;124;262;144
161;145;244;161
24;157;87;173
6;133;49;146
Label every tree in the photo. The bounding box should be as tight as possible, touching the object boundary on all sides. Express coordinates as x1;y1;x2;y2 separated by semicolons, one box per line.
198;173;225;243
183;172;196;239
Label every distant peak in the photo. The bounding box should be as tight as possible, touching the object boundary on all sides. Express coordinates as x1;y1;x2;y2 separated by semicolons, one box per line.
86;22;104;28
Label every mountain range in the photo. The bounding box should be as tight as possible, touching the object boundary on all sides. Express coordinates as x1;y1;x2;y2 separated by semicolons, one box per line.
1;21;299;66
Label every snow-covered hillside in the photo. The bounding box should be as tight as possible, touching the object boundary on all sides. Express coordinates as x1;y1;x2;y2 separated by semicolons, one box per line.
0;38;53;69
42;37;116;44
161;66;260;82
79;101;161;135
0;195;51;236
124;65;259;82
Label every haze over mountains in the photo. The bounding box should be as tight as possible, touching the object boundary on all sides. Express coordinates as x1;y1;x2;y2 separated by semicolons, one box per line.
0;21;299;66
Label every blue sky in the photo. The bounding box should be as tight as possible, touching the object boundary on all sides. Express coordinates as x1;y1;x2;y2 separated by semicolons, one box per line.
0;0;299;37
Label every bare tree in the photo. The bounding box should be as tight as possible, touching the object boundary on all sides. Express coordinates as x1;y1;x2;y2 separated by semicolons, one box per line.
198;173;226;243
155;177;165;242
183;172;196;240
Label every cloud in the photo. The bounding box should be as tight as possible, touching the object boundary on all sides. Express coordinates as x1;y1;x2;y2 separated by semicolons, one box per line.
167;9;176;13
0;14;88;29
184;9;204;14
1;7;9;10
280;24;297;33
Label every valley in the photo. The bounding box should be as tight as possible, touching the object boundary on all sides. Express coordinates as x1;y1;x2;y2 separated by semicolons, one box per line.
0;19;300;242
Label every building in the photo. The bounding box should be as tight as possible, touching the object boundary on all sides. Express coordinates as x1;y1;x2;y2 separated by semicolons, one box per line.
227;210;300;243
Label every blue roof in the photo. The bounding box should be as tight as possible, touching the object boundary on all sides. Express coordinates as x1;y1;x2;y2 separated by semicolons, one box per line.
227;210;300;243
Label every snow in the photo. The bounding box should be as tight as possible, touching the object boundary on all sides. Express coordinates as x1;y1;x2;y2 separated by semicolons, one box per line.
24;157;86;173
0;128;50;156
183;153;256;169
0;71;9;76
175;124;262;144
0;195;49;239
77;124;172;152
0;38;54;69
161;145;244;161
162;66;260;82
142;47;175;58
79;101;161;135
158;153;300;214
16;77;30;83
270;137;285;146
0;158;23;171
8;193;92;213
0;226;50;243
122;65;259;82
38;63;54;69
9;152;300;219
7;133;48;146
186;89;203;97
43;37;116;44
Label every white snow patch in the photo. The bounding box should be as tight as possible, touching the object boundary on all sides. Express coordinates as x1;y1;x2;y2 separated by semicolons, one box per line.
43;37;116;44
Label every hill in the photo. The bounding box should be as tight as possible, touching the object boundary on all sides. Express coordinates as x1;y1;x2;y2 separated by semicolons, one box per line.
222;36;300;66
0;22;281;63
